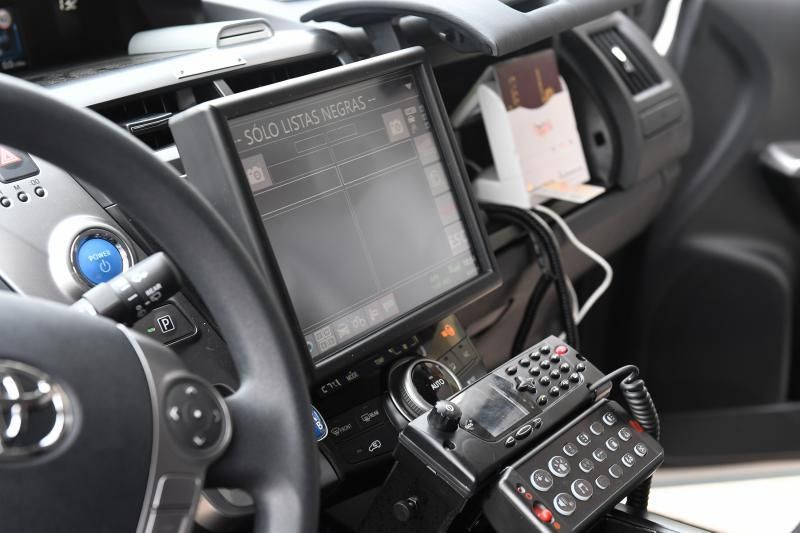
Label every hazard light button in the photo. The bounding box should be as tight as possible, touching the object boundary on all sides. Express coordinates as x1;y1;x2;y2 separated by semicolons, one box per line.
0;145;39;184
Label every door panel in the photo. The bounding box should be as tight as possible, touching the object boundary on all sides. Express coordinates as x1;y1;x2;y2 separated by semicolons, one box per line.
622;0;800;463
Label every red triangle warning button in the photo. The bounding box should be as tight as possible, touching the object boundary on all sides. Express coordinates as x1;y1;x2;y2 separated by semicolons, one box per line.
0;146;22;168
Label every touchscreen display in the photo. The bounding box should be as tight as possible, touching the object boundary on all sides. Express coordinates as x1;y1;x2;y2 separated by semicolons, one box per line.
228;70;481;359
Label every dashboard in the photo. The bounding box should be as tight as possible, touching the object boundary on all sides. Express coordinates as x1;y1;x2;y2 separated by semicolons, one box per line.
0;0;691;529
0;0;201;75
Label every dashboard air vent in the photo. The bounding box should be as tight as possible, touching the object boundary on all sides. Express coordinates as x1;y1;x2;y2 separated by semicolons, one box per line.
224;54;341;93
93;83;221;150
93;55;341;150
591;28;660;95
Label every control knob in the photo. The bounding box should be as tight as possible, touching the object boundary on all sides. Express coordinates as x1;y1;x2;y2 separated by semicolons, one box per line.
389;358;462;420
427;400;461;433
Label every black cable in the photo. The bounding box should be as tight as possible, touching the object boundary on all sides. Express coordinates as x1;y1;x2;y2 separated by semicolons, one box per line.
589;365;661;513
512;274;554;355
483;204;580;349
588;365;640;393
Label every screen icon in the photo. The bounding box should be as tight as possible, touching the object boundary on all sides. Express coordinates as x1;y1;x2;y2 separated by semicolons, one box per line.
240;154;272;193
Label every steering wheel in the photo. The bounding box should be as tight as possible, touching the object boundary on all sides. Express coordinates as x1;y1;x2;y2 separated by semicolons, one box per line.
0;75;319;532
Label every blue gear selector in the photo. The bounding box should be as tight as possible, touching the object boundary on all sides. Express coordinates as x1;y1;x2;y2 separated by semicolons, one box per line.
312;406;328;441
75;237;125;285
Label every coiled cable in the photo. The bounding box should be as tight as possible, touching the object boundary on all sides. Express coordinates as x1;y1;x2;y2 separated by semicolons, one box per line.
590;365;660;513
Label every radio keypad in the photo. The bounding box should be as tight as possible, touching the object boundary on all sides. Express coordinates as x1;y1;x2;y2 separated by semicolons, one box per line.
499;401;664;532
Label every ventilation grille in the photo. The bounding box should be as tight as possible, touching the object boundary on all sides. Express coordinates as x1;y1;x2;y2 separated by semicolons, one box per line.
591;28;661;94
93;54;341;150
224;54;341;93
93;84;220;150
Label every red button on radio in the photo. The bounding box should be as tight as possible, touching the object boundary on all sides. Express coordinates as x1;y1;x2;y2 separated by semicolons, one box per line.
533;503;553;523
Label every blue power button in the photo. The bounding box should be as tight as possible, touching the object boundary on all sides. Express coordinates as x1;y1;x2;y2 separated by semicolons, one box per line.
75;237;125;285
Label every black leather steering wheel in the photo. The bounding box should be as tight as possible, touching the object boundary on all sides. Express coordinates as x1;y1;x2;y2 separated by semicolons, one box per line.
0;74;319;532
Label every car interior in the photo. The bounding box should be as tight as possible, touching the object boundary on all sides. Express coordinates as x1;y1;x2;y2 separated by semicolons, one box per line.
1;0;799;532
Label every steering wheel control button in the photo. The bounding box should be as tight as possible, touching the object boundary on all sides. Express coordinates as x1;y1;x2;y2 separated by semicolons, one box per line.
166;380;226;453
595;475;611;490
0;145;39;183
548;456;570;478
571;479;593;501
530;469;554;492
134;304;196;345
634;443;649;457
153;476;200;510
553;493;576;516
72;232;129;286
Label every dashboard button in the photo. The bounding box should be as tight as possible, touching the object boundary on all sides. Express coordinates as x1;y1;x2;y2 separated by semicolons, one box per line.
340;424;396;464
74;236;125;285
354;399;385;430
327;415;358;441
135;304;196;345
0;145;39;183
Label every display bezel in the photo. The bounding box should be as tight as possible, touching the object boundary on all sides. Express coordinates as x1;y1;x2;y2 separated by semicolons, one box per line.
171;47;499;379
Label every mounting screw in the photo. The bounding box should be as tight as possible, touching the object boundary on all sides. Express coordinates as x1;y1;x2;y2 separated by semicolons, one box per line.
392;496;419;523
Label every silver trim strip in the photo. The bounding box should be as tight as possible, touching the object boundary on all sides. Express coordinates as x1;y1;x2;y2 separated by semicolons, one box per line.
116;325;161;533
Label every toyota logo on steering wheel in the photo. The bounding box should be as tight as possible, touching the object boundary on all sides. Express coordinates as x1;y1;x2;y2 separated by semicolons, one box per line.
0;361;71;460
